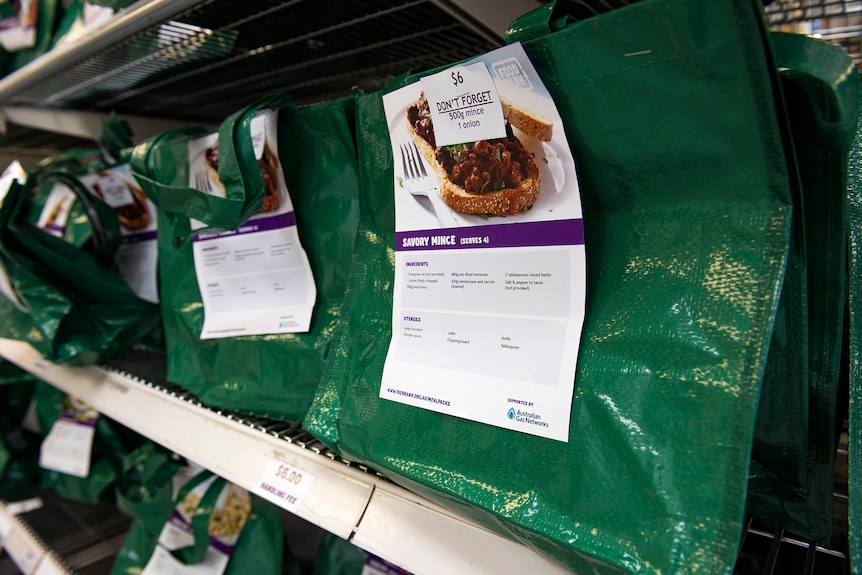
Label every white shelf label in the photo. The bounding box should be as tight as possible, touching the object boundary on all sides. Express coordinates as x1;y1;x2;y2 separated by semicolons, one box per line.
252;458;316;512
5;528;43;575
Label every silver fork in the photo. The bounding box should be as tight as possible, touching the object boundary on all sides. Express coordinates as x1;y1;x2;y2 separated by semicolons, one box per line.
401;142;431;185
193;170;212;192
398;141;458;227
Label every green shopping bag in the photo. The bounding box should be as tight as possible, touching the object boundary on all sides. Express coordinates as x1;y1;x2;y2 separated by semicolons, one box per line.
0;170;160;365
747;32;858;543
34;381;145;505
112;462;284;575
844;81;862;575
133;94;360;422
130;95;296;241
0;378;39;499
301;0;839;572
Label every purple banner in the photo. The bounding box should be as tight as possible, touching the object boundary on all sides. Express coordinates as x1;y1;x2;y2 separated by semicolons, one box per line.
121;230;158;244
365;555;412;575
58;412;97;427
194;211;296;243
209;536;235;555
396;218;584;252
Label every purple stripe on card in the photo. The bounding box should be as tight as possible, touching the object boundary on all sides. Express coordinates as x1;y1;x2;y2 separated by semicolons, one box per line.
209;537;235;555
395;218;584;251
168;512;192;531
121;230;158;244
194;211;296;242
44;224;65;234
0;18;20;31
365;555;412;575
58;413;97;427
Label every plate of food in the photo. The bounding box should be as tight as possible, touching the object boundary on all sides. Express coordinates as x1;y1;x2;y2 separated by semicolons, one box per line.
389;89;579;231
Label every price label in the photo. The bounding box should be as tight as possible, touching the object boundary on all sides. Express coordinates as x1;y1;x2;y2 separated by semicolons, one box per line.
4;528;43;575
419;61;506;148
39;415;97;478
252;458;316;512
96;173;135;208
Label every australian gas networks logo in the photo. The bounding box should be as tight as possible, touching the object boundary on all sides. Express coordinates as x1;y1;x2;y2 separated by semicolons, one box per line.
505;402;549;428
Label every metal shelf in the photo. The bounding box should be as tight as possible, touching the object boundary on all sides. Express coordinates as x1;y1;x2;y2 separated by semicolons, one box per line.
0;0;532;122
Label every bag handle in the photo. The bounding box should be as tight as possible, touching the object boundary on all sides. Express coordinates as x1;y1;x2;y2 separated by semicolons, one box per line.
505;0;599;44
770;31;859;152
9;171;119;268
169;470;228;565
219;93;295;221
128;126;229;220
115;443;182;519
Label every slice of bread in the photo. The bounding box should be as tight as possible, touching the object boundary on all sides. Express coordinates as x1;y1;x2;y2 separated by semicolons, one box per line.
500;95;553;142
407;103;540;217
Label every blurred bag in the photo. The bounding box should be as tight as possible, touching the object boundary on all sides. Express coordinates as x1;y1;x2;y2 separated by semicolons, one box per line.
746;32;858;543
0;170;160;365
112;459;283;575
34;381;145;505
843;78;862;573
131;94;360;422
303;1;857;573
0;377;39;499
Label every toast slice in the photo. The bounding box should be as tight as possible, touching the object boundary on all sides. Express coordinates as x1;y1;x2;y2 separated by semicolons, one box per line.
406;94;540;217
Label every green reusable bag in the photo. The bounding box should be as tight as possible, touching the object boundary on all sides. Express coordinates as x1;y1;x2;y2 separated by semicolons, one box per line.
129;96;296;241
303;0;812;572
112;465;284;575
845;80;862;575
746;33;858;543
34;381;145;505
140;95;360;422
7;0;60;71
0;379;39;499
0;171;160;365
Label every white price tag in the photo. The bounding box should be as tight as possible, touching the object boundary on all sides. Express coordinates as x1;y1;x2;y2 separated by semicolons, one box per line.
253;458;316;512
4;528;43;575
39;416;97;478
96;173;135;207
419;61;506;147
0;511;13;538
33;556;66;575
